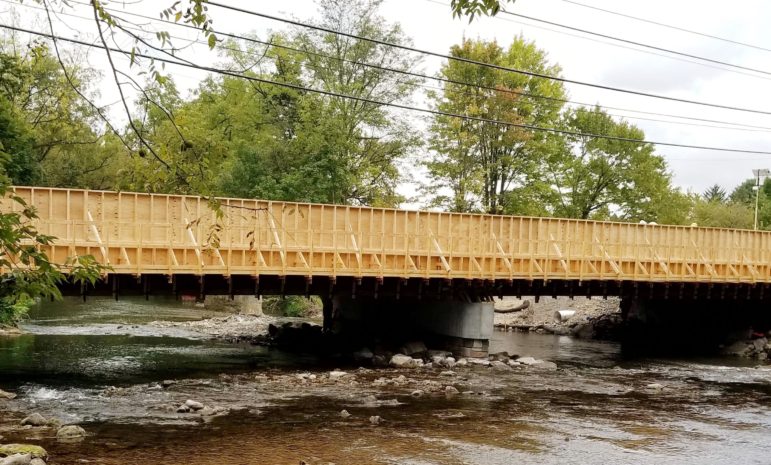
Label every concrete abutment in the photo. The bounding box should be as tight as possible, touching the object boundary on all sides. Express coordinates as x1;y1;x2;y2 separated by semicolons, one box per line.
329;296;494;358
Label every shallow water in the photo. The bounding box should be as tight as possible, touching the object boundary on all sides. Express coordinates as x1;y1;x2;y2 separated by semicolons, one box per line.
0;298;769;464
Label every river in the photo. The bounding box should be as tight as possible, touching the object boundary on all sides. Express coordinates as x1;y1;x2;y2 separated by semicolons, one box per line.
0;298;769;464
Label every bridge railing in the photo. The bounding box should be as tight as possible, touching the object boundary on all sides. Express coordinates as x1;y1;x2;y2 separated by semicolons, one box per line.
2;186;770;283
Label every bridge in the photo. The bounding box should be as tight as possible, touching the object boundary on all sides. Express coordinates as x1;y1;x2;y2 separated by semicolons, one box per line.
5;187;770;355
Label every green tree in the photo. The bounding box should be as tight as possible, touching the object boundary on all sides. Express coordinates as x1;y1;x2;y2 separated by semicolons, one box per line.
702;183;727;203
691;198;753;229
425;37;565;213
546;106;684;222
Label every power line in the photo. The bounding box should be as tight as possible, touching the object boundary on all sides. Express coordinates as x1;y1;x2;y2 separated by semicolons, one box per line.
72;0;771;132
205;1;771;117
559;0;771;54
5;23;771;156
463;1;771;82
497;10;771;78
20;0;770;132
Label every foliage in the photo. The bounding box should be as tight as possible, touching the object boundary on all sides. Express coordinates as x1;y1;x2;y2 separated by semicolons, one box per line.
690;198;753;229
450;0;516;21
702;184;727;203
425;37;565;213
547;106;685;222
262;296;322;318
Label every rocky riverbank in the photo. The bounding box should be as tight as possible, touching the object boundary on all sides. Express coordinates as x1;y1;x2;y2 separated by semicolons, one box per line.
494;296;623;339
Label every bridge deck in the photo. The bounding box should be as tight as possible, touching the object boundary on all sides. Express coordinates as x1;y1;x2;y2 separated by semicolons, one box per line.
4;187;771;284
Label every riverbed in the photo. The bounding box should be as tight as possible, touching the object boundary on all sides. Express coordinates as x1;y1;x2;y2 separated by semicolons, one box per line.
1;298;770;464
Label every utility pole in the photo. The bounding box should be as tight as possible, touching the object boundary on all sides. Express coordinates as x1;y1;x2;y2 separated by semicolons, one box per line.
752;168;770;230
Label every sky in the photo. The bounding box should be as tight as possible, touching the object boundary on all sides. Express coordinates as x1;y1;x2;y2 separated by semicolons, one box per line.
3;0;771;203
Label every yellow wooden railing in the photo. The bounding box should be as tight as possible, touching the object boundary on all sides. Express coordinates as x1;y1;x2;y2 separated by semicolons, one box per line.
2;186;770;283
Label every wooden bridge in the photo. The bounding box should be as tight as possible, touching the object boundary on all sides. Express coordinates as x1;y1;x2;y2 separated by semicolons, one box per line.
4;186;771;300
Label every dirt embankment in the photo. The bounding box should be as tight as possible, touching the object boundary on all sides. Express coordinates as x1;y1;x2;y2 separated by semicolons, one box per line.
494;296;622;339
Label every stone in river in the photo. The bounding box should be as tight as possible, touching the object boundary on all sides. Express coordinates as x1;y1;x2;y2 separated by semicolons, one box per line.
185;400;204;411
56;425;87;440
0;454;31;465
0;445;47;460
20;414;47;427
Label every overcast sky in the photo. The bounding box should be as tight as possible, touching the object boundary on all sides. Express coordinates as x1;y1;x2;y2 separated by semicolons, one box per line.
5;0;771;202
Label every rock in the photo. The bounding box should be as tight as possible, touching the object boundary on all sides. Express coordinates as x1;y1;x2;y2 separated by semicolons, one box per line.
372;355;389;367
339;409;351;418
400;341;427;356
445;385;460;395
515;356;539;366
646;383;665;391
439;370;455;377
352;348;374;362
389;354;417;368
161;380;177;388
508;360;521;366
56;425;86;440
328;370;348;380
20;414;47;427
454;358;468;367
466;358;491;367
723;341;752;357
0;454;31;465
488;351;511;362
29;459;45;465
445;357;456;368
427;350;453;358
756;352;768;361
0;390;16;400
369;415;382;425
185;399;205;411
533;361;558;370
490;360;511;370
410;390;424;397
176;404;190;413
0;445;47;460
753;337;768;351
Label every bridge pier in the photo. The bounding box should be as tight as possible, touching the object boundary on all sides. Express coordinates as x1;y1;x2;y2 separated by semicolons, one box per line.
621;297;771;353
329;296;494;358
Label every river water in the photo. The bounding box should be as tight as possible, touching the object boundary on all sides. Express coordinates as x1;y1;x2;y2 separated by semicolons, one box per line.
0;298;770;464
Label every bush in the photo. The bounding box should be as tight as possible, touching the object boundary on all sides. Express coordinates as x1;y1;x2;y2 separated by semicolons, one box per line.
262;295;322;318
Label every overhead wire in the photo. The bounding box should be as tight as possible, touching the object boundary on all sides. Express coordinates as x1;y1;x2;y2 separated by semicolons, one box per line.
559;0;771;54
204;1;771;117
18;0;771;132
5;23;771;156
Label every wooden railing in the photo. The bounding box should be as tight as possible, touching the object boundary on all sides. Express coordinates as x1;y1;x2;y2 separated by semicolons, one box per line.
3;186;770;283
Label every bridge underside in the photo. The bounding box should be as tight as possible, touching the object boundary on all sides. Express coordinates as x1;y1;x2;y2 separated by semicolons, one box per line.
63;273;771;303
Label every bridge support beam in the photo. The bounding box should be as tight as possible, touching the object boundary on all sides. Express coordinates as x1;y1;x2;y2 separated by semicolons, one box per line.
329;295;494;358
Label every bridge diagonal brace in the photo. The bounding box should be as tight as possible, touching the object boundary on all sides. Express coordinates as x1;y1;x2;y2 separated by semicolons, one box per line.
593;235;622;276
548;233;569;273
86;211;110;265
491;233;513;273
347;224;362;269
184;217;205;269
429;229;451;273
690;239;717;278
267;214;286;267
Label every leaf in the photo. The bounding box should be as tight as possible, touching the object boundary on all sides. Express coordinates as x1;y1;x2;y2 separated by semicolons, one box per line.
207;33;217;49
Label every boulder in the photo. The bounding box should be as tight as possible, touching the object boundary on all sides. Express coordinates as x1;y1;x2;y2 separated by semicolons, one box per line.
389;354;416;368
444;385;460;395
20;414;47;427
369;415;382;425
753;338;768;352
328;370;348;380
0;390;16;400
515;356;539;366
488;352;511;362
352;348;374;362
400;341;427;356
339;409;351;419
533;361;558;370
176;404;190;413
185;400;204;411
490;361;511;370
0;454;31;465
0;445;47;460
29;459;45;465
645;383;665;391
411;390;424;397
427;350;453;358
161;380;177;388
454;358;468;367
439;370;455;377
56;425;86;440
466;358;491;367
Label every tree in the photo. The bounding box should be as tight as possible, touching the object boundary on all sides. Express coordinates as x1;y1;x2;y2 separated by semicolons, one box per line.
450;0;516;20
691;198;753;229
425;37;565;213
546;107;685;222
702;184;727;203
